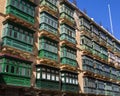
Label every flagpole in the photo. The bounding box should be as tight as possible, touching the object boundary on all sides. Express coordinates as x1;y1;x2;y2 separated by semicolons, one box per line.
108;4;114;35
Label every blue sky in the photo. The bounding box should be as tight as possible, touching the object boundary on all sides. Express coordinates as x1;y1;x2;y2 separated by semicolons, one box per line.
70;0;120;40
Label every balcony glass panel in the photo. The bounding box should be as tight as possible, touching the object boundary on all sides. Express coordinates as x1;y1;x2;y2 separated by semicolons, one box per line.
93;42;101;52
84;78;96;88
107;37;113;46
109;52;115;60
110;67;117;79
95;61;104;75
101;47;108;60
116;56;120;63
100;31;106;40
103;65;110;78
115;43;120;52
92;25;99;35
82;56;94;67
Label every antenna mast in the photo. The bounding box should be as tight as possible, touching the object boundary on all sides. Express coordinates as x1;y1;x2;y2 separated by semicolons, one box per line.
108;4;114;35
73;0;77;5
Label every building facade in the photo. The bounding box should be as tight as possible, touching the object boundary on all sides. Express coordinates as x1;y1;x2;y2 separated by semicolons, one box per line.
0;0;120;96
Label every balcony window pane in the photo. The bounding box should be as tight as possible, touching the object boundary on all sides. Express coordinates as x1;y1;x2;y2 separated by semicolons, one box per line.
0;64;2;72
47;73;50;80
42;72;46;79
37;73;40;79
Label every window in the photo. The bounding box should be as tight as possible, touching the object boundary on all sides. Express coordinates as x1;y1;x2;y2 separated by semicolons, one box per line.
21;68;26;76
14;32;17;38
92;26;99;35
0;64;2;72
8;0;35;17
42;72;46;79
37;68;41;71
93;42;100;52
62;78;65;82
0;59;3;63
56;75;59;81
80;18;90;29
81;36;92;47
39;38;58;54
8;28;12;36
66;77;69;83
11;66;15;73
47;73;51;80
26;68;31;76
101;47;108;55
97;82;104;89
16;67;19;74
105;67;109;73
75;79;78;85
37;73;40;79
5;65;9;72
51;74;55;80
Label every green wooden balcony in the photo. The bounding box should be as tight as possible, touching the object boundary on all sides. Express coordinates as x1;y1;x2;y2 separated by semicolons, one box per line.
39;50;58;61
84;87;96;95
6;0;36;24
39;43;57;54
110;74;117;79
60;13;74;24
61;58;77;67
40;0;58;12
105;91;113;96
36;80;59;91
93;50;101;58
6;6;34;24
2;37;33;52
40;23;58;35
114;48;120;54
96;89;105;95
60;34;76;44
107;43;114;51
80;25;91;32
112;92;120;96
0;74;30;87
62;83;78;93
83;65;95;73
81;45;93;54
103;72;110;78
0;57;32;87
101;54;108;61
60;47;77;66
95;69;104;76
